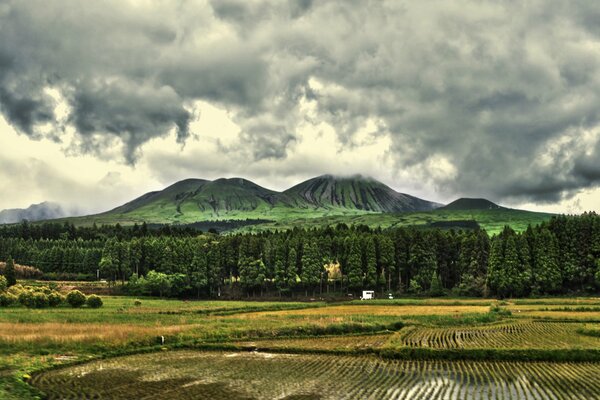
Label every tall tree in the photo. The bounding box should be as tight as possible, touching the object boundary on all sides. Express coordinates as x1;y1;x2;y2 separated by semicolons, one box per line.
301;241;323;296
4;256;16;287
346;238;363;292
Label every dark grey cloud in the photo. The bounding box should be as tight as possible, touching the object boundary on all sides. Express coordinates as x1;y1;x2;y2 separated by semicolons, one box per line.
1;0;600;203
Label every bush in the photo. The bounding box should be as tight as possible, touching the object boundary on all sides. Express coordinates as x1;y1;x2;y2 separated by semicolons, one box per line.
48;291;64;307
0;292;17;307
0;275;7;292
86;294;103;308
7;284;25;296
18;290;35;307
489;302;512;317
41;272;96;281
31;292;49;308
66;290;87;308
134;299;142;307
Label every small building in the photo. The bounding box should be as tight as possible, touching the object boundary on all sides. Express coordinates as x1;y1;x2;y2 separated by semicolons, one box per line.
361;290;375;300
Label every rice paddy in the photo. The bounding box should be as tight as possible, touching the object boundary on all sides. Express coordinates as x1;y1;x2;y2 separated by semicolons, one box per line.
392;321;600;350
4;296;600;399
30;351;600;400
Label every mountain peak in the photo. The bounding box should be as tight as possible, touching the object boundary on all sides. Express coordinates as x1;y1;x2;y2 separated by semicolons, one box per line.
283;175;438;212
441;198;503;211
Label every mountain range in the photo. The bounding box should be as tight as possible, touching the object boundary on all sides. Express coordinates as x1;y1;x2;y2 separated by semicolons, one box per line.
100;174;441;224
0;202;69;224
0;175;554;234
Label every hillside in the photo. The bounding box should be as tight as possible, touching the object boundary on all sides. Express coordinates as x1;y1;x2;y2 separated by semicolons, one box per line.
282;174;440;212
107;178;279;220
441;198;503;211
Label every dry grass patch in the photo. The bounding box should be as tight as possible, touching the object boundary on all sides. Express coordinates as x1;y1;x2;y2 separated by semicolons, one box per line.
244;305;489;318
515;310;600;320
0;322;190;345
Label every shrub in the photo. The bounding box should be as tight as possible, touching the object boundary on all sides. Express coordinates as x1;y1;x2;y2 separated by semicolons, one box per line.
489;302;512;317
48;291;64;307
134;299;142;307
0;275;7;292
0;292;17;307
7;284;25;296
66;290;87;308
31;292;49;308
86;294;103;308
18;290;35;307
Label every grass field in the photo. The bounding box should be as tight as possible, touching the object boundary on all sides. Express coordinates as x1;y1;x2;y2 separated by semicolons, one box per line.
230;208;554;235
61;207;553;235
2;295;600;398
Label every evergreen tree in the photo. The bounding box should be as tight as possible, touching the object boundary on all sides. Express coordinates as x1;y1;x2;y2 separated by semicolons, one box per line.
363;237;377;288
532;228;561;294
4;256;16;287
190;251;208;298
346;238;363;292
376;236;395;292
408;238;437;291
429;272;444;296
301;241;323;296
287;247;299;293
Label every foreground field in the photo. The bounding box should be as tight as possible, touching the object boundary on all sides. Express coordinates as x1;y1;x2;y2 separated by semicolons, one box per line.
3;296;600;399
31;351;600;400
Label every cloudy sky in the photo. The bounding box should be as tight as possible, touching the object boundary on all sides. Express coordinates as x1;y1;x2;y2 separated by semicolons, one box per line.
1;0;599;215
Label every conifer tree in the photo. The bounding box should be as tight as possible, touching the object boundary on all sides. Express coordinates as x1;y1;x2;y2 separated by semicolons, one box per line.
363;237;377;288
4;256;16;287
301;241;322;296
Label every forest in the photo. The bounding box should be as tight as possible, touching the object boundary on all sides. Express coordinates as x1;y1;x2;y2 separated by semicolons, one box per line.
0;213;599;298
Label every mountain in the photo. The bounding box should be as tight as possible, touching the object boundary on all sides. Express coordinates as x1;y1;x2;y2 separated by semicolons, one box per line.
0;202;68;224
440;198;504;211
76;175;440;225
104;177;279;221
282;174;440;212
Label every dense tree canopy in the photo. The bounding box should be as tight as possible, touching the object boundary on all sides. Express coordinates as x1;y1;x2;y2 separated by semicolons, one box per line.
0;213;599;298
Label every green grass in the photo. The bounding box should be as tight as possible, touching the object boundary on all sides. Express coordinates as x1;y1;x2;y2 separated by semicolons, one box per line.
241;208;553;235
59;208;553;235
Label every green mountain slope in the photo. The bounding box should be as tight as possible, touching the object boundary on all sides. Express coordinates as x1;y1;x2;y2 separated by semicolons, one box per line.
67;175;439;225
282;174;440;212
50;175;554;234
102;178;280;223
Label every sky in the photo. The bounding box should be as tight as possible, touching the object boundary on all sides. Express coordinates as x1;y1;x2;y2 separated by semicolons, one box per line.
0;0;599;215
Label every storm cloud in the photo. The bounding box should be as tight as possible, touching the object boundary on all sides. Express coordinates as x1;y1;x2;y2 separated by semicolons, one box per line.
1;0;600;203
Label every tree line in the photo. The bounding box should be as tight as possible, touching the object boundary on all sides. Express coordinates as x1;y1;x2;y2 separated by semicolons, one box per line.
0;213;599;298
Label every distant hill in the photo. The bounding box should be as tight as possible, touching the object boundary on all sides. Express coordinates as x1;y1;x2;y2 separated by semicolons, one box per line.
0;202;68;224
62;175;440;226
440;198;504;211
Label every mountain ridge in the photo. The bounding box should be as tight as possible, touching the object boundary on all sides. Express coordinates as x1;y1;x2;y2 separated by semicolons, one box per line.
0;202;69;224
90;174;440;224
